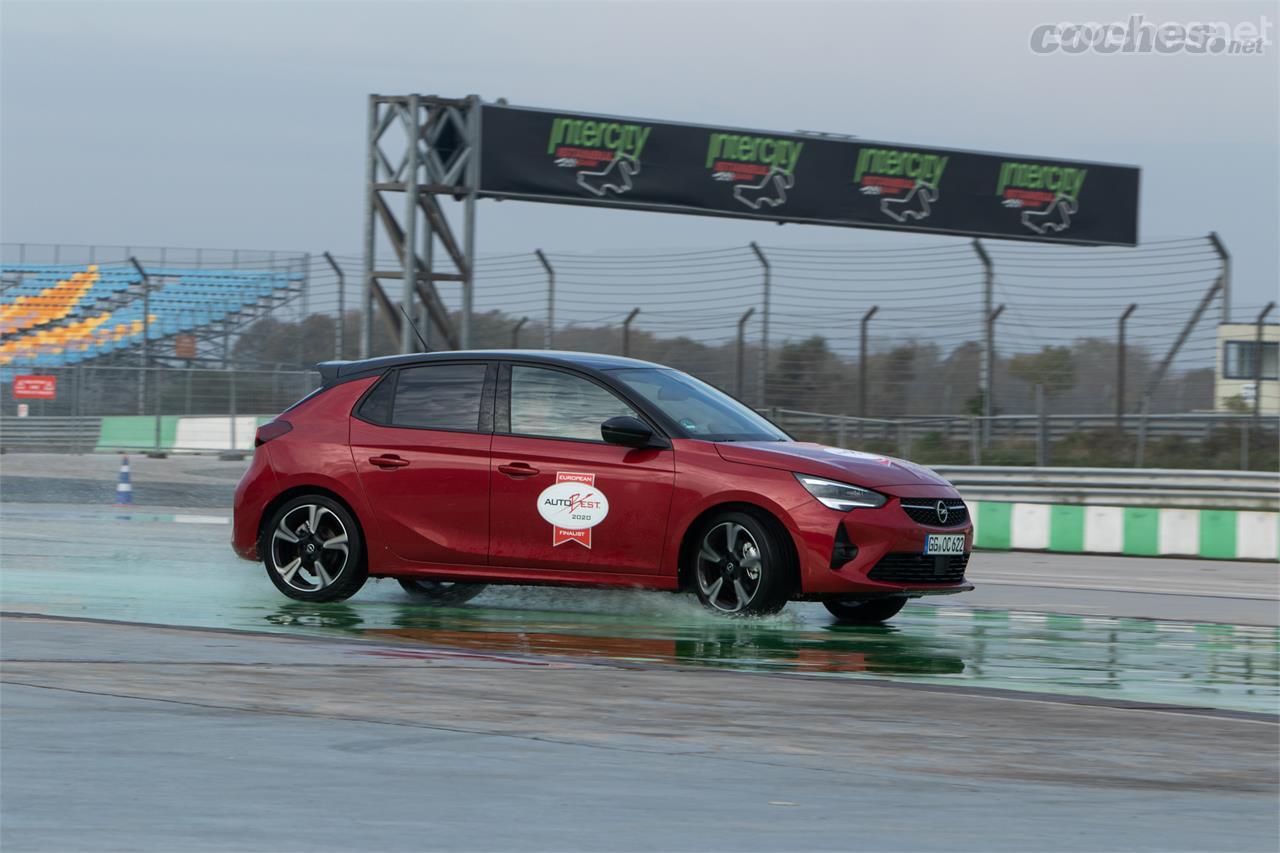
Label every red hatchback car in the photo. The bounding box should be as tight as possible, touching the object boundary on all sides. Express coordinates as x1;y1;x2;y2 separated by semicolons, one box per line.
233;351;973;623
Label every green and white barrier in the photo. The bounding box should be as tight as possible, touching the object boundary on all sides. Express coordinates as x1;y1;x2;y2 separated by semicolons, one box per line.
973;501;1279;561
95;415;273;452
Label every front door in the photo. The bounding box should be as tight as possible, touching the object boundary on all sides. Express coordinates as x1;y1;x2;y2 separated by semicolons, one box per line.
489;364;675;575
350;362;494;565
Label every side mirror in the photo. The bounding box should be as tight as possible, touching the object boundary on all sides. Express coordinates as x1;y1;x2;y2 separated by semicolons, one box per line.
601;415;658;448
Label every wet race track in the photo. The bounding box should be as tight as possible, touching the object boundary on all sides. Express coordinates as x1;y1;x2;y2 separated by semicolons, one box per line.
2;504;1277;713
3;500;1279;851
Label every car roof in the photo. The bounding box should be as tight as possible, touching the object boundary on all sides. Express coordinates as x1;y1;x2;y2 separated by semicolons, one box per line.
317;349;663;385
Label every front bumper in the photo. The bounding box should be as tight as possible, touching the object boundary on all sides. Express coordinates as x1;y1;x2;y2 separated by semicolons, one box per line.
787;494;974;596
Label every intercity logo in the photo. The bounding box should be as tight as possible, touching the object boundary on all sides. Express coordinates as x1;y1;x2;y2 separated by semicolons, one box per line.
705;132;804;210
996;161;1087;235
853;147;948;223
546;117;653;197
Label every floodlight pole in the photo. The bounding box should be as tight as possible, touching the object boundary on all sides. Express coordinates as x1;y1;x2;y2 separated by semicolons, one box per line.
735;307;755;399
511;316;528;348
859;305;878;421
323;252;345;359
750;242;770;408
536;249;554;349
1255;302;1275;421
622;307;640;357
1117;303;1137;427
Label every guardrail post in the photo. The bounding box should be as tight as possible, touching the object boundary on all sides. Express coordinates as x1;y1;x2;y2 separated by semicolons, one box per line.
968;417;980;465
1240;419;1249;470
152;367;163;456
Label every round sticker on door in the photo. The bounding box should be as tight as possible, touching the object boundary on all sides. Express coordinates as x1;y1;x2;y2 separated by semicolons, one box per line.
537;471;609;548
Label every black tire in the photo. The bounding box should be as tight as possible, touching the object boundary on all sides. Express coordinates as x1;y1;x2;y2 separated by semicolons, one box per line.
397;579;487;606
261;495;367;602
823;597;907;625
690;510;794;616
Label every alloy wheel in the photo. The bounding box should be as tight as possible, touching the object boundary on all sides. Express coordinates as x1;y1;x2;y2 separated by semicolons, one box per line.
695;521;764;614
269;503;350;593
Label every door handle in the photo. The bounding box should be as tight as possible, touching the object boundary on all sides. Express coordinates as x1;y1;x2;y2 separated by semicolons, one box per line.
498;462;539;478
369;454;410;469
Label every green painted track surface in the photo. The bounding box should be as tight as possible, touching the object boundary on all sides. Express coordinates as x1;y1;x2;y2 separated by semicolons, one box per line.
2;504;1276;714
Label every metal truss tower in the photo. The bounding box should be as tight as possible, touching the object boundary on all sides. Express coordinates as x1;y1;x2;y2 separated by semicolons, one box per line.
361;94;480;356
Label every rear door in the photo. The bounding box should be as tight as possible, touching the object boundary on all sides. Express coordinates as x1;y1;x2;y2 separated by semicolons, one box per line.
350;362;494;565
489;363;675;575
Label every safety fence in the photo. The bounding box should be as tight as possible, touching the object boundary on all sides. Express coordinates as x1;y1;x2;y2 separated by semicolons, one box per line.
6;237;1276;424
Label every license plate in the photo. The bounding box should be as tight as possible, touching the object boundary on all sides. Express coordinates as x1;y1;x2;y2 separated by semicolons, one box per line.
924;534;966;555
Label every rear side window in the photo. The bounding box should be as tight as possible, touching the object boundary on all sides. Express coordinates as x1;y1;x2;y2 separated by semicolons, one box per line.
391;363;488;431
355;373;396;423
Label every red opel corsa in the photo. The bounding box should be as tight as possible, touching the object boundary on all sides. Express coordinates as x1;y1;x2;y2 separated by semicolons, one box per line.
233;351;973;623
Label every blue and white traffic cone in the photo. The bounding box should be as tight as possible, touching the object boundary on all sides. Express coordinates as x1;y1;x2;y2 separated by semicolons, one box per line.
114;454;133;506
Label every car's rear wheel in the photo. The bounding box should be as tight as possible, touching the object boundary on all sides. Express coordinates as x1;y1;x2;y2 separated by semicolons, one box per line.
691;511;793;616
262;496;367;602
397;579;487;606
823;596;907;624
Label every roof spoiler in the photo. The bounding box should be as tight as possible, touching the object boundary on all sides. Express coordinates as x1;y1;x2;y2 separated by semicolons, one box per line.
317;360;349;387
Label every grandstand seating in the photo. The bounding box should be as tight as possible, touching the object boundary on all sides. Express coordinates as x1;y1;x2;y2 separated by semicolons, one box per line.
0;263;301;367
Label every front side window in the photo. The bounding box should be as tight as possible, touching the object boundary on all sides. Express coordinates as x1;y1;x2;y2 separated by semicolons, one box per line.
1224;340;1279;380
608;367;789;442
389;363;488;430
509;365;638;441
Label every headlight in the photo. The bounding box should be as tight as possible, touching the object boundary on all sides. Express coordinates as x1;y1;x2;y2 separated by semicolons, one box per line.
794;474;886;511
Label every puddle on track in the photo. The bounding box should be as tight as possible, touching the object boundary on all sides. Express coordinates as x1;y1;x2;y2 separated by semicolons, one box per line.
2;504;1277;713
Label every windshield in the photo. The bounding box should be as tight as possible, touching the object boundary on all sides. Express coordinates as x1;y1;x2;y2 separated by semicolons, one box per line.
608;368;790;442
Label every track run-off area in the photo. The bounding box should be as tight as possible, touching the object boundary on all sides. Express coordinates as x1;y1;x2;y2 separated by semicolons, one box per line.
2;494;1278;851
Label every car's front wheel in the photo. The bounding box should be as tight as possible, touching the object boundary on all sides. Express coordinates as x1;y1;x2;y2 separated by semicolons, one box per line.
397;579;487;606
691;511;793;616
262;496;367;602
823;596;906;624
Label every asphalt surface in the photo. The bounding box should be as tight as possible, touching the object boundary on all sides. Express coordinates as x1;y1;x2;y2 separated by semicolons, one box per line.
1;460;1278;851
3;615;1277;853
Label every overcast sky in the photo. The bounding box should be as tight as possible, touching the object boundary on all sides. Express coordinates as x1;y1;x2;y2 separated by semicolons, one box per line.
2;0;1276;309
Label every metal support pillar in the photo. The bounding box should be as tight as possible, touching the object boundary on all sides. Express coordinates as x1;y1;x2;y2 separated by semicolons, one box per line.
735;307;755;399
536;249;555;349
1208;232;1230;324
323;252;345;359
1116;303;1137;428
399;95;421;353
360;97;378;358
622;308;640;357
750;242;770;408
1254;302;1275;421
128;257;160;449
362;94;475;356
511;316;528;348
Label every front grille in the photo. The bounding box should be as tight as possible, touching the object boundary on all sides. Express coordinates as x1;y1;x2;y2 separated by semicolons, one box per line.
900;499;968;528
869;552;969;584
